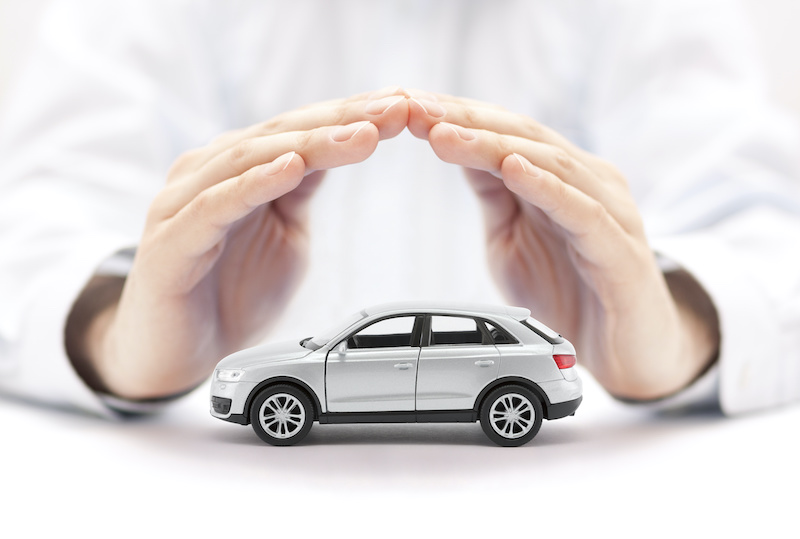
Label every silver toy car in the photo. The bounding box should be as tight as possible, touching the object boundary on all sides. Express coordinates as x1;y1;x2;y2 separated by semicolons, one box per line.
210;302;582;447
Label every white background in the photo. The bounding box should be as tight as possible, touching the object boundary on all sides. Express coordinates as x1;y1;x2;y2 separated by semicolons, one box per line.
3;0;800;119
1;2;799;537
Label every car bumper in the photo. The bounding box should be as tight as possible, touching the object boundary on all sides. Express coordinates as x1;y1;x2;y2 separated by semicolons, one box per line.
545;395;582;419
538;376;582;402
536;377;582;419
209;379;257;421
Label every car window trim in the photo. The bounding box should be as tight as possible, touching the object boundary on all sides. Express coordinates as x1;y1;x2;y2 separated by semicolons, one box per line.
481;319;520;345
337;313;426;350
520;319;564;344
421;314;504;347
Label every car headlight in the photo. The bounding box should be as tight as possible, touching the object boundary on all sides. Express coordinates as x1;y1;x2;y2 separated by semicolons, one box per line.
216;369;245;382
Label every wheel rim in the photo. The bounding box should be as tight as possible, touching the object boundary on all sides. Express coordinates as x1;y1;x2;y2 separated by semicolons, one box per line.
259;393;306;439
489;393;535;439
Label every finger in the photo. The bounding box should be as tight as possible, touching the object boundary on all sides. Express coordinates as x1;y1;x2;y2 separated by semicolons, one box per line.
202;120;377;187
167;151;306;258
500;153;634;269
429;121;585;177
172;89;408;176
429;121;619;210
407;93;505;141
249;92;408;141
408;96;584;158
154;121;379;220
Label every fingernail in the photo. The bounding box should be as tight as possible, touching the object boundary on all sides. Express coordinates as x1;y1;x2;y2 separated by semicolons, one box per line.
264;151;296;174
513;153;540;177
365;95;406;115
331;121;370;142
443;122;475;141
411;97;446;118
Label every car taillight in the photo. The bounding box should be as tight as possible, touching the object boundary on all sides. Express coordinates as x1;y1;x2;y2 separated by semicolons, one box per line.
554;354;576;369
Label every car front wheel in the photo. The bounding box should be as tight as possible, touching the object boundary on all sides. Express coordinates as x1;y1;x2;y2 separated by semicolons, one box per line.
250;384;314;446
479;385;543;447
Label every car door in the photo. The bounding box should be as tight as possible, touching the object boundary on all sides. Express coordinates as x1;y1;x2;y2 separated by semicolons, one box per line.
326;314;423;413
416;315;500;411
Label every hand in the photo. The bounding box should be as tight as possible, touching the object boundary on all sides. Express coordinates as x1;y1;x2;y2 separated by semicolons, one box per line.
71;88;410;399
407;91;719;399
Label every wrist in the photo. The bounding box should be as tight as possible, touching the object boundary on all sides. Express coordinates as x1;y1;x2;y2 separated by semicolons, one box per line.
65;275;125;393
592;264;720;402
608;268;720;401
666;268;721;383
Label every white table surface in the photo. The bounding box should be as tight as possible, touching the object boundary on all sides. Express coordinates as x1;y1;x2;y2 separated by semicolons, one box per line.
2;372;798;538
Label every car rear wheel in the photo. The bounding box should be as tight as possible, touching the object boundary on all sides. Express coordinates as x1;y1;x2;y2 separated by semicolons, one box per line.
479;385;542;447
250;384;314;446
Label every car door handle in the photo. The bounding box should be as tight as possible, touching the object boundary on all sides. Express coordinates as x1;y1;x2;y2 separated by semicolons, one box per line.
394;363;413;370
475;360;495;367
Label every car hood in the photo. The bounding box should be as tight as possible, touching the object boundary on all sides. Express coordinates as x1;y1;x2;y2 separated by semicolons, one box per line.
215;339;314;370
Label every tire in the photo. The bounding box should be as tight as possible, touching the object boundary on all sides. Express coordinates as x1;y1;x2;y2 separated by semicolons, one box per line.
479;385;543;447
250;384;314;446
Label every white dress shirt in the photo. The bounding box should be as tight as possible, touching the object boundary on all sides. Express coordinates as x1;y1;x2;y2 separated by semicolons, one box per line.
1;0;799;417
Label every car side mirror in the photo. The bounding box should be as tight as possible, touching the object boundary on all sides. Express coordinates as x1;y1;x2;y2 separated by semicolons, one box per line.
335;341;347;354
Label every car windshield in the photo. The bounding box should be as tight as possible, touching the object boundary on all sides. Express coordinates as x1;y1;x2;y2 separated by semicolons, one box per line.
304;310;368;350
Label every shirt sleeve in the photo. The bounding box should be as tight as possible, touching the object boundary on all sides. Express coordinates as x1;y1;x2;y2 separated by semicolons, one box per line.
582;0;800;414
0;0;225;416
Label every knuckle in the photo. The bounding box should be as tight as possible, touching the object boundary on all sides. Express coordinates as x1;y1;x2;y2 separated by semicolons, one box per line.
331;105;349;126
625;214;646;238
229;174;254;209
615;202;645;237
521;118;544;140
189;189;213;217
146;186;181;222
554;176;570;200
553;148;575;172
144;199;166;226
547;178;570;212
588;199;610;226
227;139;253;167
258;116;283;135
294;129;315;149
462;106;478;126
495;137;512;157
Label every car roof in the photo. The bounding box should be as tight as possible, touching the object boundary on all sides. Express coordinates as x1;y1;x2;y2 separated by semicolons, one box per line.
362;301;531;321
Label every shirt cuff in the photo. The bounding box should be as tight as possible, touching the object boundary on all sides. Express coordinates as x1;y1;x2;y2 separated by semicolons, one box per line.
651;229;785;415
0;239;161;418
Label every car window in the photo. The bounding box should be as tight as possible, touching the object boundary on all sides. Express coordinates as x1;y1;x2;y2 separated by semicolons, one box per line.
429;316;485;346
484;321;518;345
522;316;564;344
347;316;416;349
